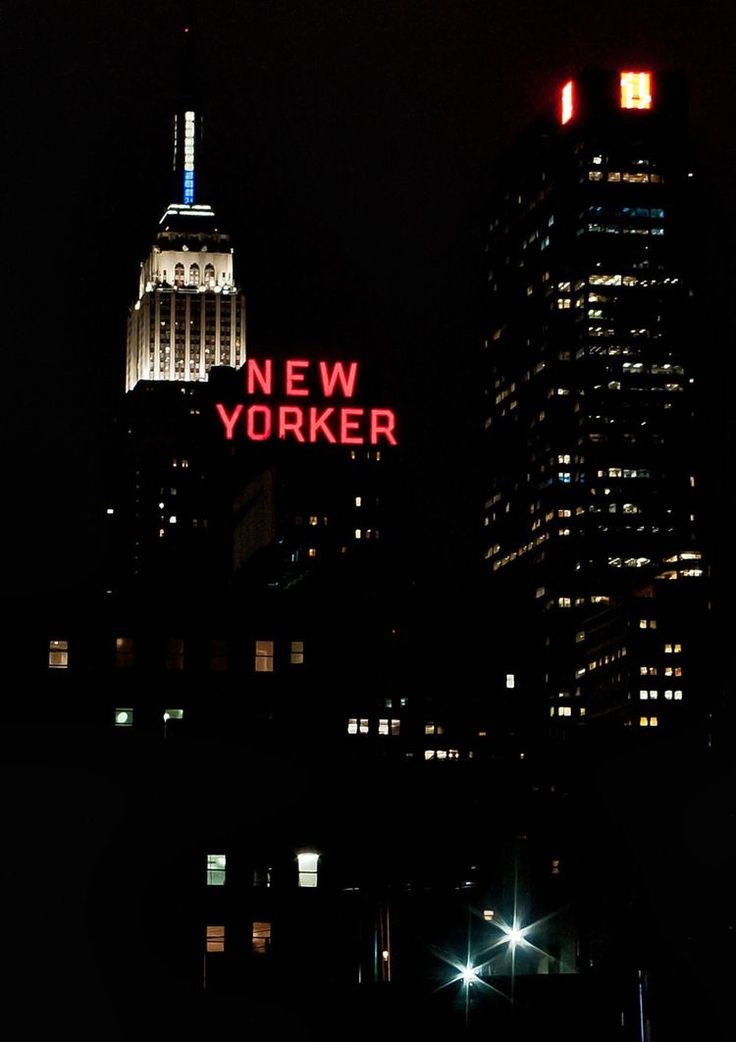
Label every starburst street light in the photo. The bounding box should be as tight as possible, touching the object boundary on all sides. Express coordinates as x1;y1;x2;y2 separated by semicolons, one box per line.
502;921;528;948
432;897;564;1031
432;946;510;1031
482;911;558;965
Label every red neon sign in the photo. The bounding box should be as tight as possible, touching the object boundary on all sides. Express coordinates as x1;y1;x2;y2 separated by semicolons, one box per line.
620;71;653;110
561;80;574;125
216;359;398;446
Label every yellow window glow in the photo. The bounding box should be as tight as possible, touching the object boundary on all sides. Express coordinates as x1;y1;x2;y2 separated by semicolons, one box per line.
620;71;652;110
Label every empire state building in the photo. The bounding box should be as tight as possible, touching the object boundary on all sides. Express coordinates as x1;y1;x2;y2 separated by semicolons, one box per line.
125;103;246;391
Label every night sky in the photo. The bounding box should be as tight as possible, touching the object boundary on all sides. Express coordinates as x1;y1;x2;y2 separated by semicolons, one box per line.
5;0;736;594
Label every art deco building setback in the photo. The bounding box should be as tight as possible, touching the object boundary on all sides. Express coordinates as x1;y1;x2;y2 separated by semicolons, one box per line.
482;69;708;737
125;205;246;391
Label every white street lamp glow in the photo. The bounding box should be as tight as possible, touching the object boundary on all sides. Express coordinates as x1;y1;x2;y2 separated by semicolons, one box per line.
461;965;478;984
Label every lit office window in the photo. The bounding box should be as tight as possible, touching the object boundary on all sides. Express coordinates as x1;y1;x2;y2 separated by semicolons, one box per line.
206;925;225;953
620;71;653;110
207;854;226;886
297;852;319;888
252;922;272;954
506;673;515;689
347;718;358;735
115;638;135;668
48;639;68;670
290;640;304;665
255;640;274;672
115;708;133;728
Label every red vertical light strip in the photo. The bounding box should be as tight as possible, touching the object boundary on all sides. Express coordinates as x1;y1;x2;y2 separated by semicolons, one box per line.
561;80;574;125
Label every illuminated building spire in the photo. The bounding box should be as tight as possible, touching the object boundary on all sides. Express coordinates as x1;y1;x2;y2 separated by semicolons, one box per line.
172;16;202;206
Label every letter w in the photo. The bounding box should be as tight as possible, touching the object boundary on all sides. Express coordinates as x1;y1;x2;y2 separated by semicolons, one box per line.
318;361;358;398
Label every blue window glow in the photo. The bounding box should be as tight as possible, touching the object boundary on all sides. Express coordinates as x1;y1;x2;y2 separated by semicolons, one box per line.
183;171;195;205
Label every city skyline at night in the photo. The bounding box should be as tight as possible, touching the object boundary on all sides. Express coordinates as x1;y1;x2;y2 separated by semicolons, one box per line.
4;4;736;1039
8;1;736;600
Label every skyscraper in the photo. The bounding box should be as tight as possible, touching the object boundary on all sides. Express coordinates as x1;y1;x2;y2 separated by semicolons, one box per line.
124;98;246;391
482;69;708;737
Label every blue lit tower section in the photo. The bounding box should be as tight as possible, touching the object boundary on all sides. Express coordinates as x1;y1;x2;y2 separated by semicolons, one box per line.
173;107;199;205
